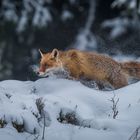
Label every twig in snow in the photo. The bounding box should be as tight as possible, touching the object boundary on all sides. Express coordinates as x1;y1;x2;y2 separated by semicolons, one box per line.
109;95;119;119
128;126;140;140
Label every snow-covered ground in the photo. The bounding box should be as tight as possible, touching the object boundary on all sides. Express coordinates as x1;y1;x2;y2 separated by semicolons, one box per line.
0;77;140;140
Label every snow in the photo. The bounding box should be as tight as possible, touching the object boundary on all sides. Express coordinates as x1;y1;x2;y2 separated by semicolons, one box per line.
103;0;140;38
2;0;18;22
2;0;52;32
102;18;129;38
0;77;140;140
61;10;73;21
112;0;138;10
32;6;52;27
74;30;97;50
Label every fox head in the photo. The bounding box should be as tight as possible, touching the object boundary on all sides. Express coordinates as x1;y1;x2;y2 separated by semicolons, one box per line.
38;49;63;77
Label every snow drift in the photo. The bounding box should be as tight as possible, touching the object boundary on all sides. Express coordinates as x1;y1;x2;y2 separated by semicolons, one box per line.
0;77;140;140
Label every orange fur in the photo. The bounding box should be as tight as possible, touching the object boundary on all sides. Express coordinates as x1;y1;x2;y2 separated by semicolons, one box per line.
38;49;140;89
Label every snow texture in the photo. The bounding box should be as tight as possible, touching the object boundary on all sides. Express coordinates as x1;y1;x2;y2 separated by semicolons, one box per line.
0;77;140;140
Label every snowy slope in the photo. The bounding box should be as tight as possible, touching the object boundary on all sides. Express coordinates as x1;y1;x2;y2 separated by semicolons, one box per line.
0;77;140;140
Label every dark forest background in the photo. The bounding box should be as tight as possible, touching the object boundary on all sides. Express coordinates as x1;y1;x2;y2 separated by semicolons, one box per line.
0;0;140;81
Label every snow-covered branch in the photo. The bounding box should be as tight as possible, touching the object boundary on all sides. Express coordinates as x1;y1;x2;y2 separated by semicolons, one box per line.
74;0;97;50
1;0;52;32
102;0;140;38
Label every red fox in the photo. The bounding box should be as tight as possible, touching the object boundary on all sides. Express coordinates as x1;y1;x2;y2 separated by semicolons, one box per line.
37;49;140;90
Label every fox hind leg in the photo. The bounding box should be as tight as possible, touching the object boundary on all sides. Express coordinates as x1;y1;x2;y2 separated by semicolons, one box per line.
108;73;128;89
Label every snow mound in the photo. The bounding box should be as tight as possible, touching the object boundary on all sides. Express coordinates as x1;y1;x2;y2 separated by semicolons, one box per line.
0;77;140;140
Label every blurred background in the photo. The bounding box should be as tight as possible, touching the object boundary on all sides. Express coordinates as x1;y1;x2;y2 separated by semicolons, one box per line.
0;0;140;81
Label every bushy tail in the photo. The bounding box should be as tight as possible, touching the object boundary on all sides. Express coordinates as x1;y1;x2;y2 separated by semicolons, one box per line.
120;61;140;79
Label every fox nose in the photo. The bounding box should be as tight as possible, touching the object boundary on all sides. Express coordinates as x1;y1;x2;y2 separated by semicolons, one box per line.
37;71;46;77
36;71;40;75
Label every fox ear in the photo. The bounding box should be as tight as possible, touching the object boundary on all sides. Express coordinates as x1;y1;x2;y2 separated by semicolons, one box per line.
39;49;45;57
51;49;59;59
